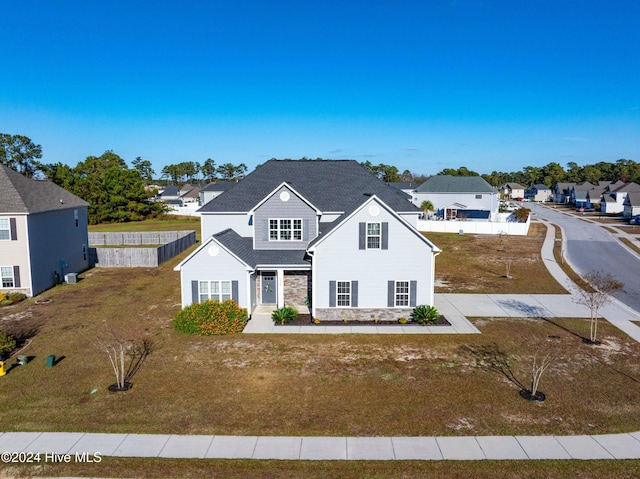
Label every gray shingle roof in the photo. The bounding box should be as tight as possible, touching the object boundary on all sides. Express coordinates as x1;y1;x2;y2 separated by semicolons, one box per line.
199;160;418;213
415;175;497;194
201;181;238;192
214;229;311;267
0;164;88;214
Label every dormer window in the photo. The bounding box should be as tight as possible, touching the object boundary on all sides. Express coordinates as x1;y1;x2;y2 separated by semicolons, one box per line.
269;218;302;241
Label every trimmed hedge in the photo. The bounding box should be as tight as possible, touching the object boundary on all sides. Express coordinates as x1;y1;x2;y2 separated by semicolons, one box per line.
174;300;248;336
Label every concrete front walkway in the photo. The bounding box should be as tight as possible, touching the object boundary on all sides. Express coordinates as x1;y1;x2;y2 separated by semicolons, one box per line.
3;431;640;460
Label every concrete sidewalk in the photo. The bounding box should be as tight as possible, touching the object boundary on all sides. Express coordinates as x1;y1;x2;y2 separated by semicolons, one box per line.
3;431;640;460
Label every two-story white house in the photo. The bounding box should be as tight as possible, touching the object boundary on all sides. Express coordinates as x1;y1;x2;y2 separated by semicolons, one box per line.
174;160;441;321
0;164;89;297
411;175;499;221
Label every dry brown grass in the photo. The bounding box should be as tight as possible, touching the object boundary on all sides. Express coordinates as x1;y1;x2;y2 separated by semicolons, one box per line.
620;237;640;255
2;250;640;438
5;457;640;479
425;223;566;294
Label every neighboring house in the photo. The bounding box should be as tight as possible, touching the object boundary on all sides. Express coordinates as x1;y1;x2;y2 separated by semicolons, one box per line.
387;182;420;203
0;165;89;297
157;185;182;204
571;182;596;207
411;176;499;221
623;192;640;218
553;182;575;204
525;184;553;202
174;160;441;321
499;183;525;200
600;182;640;214
200;181;237;206
179;184;201;204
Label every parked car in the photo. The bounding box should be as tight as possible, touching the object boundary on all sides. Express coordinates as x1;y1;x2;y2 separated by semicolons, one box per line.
630;215;640;225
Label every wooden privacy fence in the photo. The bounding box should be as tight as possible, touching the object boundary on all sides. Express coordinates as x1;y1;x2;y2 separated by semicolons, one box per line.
88;231;196;267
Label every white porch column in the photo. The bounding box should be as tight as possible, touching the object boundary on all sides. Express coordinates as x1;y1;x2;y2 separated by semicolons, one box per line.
277;268;285;308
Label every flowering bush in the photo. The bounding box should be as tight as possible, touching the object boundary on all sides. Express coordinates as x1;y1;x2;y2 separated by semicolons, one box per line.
174;300;248;336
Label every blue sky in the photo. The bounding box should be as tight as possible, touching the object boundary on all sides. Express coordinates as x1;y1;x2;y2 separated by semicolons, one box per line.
1;0;639;176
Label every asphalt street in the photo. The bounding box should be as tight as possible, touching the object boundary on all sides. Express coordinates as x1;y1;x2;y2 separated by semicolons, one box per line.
531;204;640;313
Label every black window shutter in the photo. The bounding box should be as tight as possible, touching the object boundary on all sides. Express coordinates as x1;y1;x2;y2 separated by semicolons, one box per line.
359;222;366;249
232;280;239;303
387;281;395;307
351;280;358;307
329;280;336;307
410;281;417;307
13;266;20;288
381;222;389;250
191;280;199;303
9;218;17;241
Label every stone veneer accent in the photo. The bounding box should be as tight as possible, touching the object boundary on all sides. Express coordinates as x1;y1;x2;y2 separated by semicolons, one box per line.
283;271;311;306
315;308;413;322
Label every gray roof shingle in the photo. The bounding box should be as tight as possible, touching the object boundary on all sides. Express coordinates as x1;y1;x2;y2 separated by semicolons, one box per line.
415;175;497;194
214;229;311;267
198;160;418;213
0;164;88;214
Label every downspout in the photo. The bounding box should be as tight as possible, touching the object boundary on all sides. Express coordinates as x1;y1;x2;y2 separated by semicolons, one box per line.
431;248;442;307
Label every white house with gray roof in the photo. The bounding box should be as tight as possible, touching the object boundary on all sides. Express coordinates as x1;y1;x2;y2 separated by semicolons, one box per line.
411;175;499;221
174;160;441;321
0;165;89;296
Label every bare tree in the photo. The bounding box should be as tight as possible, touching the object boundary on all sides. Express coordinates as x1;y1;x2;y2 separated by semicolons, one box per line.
573;271;623;344
528;351;553;400
95;328;156;391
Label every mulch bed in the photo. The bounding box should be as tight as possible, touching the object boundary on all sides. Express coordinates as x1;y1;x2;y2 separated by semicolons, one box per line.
275;314;451;326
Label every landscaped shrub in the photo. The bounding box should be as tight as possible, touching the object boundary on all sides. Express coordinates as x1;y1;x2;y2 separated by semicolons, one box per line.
0;332;16;358
272;306;298;325
411;305;440;325
0;292;27;307
174;300;248;336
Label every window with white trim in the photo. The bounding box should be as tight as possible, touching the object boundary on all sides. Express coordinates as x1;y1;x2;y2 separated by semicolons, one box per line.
74;210;79;227
199;280;232;303
337;281;351;307
0;219;9;240
269;218;302;241
395;281;410;307
1;266;14;288
367;222;381;249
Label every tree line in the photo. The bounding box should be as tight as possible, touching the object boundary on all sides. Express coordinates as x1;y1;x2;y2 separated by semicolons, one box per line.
3;132;639;223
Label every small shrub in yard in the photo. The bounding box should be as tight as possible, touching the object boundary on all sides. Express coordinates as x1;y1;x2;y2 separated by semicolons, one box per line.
411;305;440;325
0;332;16;358
0;292;26;307
272;306;298;324
174;300;248;336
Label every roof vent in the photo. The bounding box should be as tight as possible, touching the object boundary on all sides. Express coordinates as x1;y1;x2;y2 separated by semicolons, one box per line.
363;193;373;197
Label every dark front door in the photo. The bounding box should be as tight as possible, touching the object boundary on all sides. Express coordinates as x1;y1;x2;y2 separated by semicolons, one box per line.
262;272;276;304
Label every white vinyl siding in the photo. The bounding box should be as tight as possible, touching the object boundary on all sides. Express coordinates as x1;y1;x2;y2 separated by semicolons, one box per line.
367;222;381;249
0;219;9;240
395;280;410;307
199;280;232;303
269;218;302;241
1;266;15;288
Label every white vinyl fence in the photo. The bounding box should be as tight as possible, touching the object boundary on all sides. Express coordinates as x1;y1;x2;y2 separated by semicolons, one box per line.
417;214;530;235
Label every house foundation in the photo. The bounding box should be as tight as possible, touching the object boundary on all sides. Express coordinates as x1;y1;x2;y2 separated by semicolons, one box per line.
315;308;413;322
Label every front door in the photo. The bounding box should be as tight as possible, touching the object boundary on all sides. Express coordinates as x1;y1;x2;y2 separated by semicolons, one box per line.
261;272;276;304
